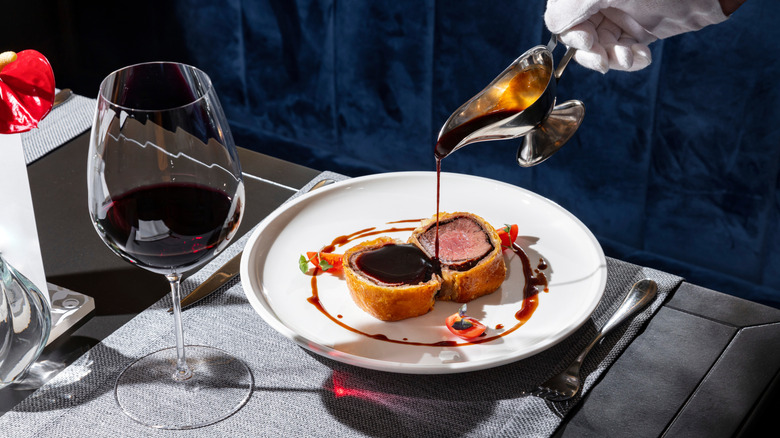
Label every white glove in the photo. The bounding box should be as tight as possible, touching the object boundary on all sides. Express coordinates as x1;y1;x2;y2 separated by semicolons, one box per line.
544;0;728;73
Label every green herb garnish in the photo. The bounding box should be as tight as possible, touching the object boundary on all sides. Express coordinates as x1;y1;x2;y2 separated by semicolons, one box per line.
319;258;333;271
298;254;310;273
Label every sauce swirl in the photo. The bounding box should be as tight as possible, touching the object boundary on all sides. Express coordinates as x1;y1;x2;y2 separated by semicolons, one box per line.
306;222;548;347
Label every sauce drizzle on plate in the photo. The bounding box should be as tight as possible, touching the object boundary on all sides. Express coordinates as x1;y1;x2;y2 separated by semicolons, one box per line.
306;223;548;347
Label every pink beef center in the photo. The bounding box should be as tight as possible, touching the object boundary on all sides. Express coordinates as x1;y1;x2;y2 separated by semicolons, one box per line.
421;217;492;263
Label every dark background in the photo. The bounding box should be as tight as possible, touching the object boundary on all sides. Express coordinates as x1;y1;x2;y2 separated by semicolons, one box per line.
4;0;780;309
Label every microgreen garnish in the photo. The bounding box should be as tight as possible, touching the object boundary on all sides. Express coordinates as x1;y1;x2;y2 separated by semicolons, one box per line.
298;255;310;273
319;258;334;271
458;303;468;317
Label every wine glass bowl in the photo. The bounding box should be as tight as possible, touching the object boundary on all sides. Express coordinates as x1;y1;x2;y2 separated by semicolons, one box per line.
90;63;244;275
87;62;251;429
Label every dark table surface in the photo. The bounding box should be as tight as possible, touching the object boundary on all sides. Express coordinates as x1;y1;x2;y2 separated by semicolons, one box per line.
3;130;779;437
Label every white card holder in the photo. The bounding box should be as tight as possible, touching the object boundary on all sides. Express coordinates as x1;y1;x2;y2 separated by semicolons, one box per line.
2;132;96;344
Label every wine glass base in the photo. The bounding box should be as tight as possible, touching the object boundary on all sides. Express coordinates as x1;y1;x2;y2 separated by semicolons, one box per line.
114;345;253;429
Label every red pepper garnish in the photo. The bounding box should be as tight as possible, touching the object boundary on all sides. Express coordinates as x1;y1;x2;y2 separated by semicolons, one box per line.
496;223;519;249
302;251;344;275
0;50;55;134
445;304;487;340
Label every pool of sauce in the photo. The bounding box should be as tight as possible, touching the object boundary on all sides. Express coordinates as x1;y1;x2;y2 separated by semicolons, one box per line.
354;243;436;285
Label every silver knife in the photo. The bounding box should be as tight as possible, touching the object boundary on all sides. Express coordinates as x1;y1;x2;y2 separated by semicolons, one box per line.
172;252;243;312
172;178;335;312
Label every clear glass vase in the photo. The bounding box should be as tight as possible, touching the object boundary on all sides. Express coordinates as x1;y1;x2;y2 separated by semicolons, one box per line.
0;252;51;389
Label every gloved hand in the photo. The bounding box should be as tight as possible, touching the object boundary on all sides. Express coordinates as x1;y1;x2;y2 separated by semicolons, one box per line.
544;0;729;73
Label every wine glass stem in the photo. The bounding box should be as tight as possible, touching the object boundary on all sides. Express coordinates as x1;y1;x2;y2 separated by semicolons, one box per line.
167;273;192;381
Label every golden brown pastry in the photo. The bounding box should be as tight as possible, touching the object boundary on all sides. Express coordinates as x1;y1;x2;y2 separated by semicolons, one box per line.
343;237;443;321
408;212;506;302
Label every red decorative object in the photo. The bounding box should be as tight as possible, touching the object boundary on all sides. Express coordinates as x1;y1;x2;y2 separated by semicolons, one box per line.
0;50;56;134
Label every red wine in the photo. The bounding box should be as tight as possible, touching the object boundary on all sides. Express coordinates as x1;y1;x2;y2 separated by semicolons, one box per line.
97;183;237;273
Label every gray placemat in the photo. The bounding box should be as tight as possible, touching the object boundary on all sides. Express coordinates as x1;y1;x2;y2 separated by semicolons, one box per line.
20;93;95;164
0;172;683;437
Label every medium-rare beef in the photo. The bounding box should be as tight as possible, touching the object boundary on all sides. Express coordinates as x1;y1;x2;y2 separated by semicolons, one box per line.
415;215;493;271
409;212;506;302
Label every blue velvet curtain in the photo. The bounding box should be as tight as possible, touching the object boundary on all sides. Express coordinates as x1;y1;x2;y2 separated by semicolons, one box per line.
174;0;780;308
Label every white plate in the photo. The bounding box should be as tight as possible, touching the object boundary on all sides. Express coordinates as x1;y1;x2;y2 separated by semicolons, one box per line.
240;172;607;374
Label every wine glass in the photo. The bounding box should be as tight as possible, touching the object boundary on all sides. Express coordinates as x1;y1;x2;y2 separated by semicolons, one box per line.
87;62;252;429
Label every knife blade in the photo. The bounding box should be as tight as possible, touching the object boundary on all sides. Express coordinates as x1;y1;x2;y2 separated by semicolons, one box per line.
171;177;336;312
170;252;243;312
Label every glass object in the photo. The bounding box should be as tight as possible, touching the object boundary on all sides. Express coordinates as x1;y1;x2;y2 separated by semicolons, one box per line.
0;252;51;389
88;62;252;429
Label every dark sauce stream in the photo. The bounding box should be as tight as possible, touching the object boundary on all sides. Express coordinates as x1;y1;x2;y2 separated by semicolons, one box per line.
433;109;525;261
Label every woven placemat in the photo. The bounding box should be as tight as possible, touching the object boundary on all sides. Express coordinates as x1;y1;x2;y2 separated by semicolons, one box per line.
21;93;95;164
